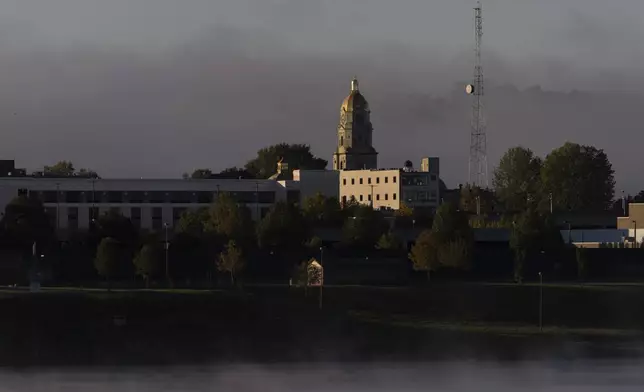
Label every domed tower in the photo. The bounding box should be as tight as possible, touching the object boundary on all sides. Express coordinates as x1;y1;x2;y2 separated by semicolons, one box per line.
332;77;378;171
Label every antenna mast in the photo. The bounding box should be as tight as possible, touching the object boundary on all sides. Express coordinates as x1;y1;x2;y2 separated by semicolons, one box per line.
466;1;488;188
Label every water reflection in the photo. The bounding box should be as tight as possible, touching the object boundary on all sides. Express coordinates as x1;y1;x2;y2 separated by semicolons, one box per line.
2;361;644;391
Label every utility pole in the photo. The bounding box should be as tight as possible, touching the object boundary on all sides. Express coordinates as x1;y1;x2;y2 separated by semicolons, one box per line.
549;193;553;214
538;271;543;332
369;185;376;209
255;182;260;220
55;182;61;232
164;222;170;286
466;1;488;188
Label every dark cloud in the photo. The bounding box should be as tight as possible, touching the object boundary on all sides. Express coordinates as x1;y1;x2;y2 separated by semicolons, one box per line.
0;6;642;192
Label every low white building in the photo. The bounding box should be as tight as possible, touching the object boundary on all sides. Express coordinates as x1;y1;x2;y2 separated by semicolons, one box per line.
339;157;440;210
0;177;300;234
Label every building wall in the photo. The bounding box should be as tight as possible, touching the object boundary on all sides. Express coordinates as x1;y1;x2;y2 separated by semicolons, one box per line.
617;203;644;243
339;170;401;209
0;178;297;233
293;169;339;202
338;166;441;211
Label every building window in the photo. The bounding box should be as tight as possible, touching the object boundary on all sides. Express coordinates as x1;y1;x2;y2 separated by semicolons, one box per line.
18;188;28;197
128;191;144;203
368;178;371;185
376;177;380;184
431;175;437;181
152;207;163;230
385;177;389;184
393;177;397;183
393;193;397;200
342;196;347;204
368;194;372;201
131;207;142;229
351;179;355;185
360;178;363;185
65;191;81;203
359;195;363;201
376;194;380;201
197;191;213;204
343;179;347;185
385;194;389;201
173;207;186;225
67;207;78;231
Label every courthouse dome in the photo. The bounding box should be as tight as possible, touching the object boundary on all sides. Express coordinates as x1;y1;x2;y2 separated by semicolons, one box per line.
340;77;369;112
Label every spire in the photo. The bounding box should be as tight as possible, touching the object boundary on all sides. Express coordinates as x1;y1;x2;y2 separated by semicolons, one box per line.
350;76;359;92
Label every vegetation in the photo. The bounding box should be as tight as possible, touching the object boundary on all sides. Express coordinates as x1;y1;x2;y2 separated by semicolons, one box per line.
133;243;164;287
217;240;245;285
94;237;126;287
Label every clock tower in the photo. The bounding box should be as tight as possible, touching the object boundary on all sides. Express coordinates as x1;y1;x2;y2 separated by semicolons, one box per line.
332;77;378;171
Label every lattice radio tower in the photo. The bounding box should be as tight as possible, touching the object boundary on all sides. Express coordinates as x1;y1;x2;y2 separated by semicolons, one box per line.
465;1;488;188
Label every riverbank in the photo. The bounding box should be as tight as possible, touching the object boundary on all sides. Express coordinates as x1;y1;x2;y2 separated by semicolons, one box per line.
1;284;643;367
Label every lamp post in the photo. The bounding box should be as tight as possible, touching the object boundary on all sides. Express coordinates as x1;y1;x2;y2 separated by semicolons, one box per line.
538;271;543;332
622;190;626;216
164;222;170;286
55;182;60;231
549;193;553;214
369;184;376;209
564;220;571;245
633;220;637;248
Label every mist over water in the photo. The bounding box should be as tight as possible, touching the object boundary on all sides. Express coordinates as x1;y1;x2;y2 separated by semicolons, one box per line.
2;361;644;391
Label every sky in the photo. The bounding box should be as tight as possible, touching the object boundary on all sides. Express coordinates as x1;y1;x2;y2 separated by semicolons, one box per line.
0;0;643;192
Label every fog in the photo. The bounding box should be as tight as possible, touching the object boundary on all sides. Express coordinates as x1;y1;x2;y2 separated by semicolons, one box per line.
0;0;642;191
2;362;644;391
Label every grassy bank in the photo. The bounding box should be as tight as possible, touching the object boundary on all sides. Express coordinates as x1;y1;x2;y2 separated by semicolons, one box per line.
1;283;643;366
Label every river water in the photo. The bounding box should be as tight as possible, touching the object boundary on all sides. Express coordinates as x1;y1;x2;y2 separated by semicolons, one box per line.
1;360;643;391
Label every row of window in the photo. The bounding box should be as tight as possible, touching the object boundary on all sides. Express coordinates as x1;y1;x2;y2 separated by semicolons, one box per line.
21;189;278;204
343;176;397;186
44;206;273;231
401;174;438;187
342;193;397;203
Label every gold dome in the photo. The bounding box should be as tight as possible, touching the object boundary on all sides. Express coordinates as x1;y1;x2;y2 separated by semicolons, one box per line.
341;77;369;112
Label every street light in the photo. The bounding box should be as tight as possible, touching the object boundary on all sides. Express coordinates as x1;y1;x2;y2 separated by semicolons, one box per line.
164;222;170;286
538;271;543;332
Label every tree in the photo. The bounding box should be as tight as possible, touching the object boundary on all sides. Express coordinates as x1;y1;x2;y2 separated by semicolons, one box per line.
217;240;245;285
376;232;401;250
541;142;615;212
459;184;496;215
94;210;139;246
510;209;564;283
301;193;343;227
133;243;163;287
44;160;75;176
191;169;213;179
0;196;53;249
257;202;308;258
342;205;389;249
305;236;323;250
409;230;440;281
77;168;100;178
175;208;209;237
437;238;471;271
244;143;327;179
214;167;255;179
94;237;126;287
431;202;472;245
493;146;542;212
206;193;253;243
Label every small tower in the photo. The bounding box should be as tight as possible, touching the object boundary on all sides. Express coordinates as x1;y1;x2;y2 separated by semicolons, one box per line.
332;77;378;171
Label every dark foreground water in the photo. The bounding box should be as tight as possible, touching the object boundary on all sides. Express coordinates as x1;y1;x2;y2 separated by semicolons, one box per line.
1;360;644;391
